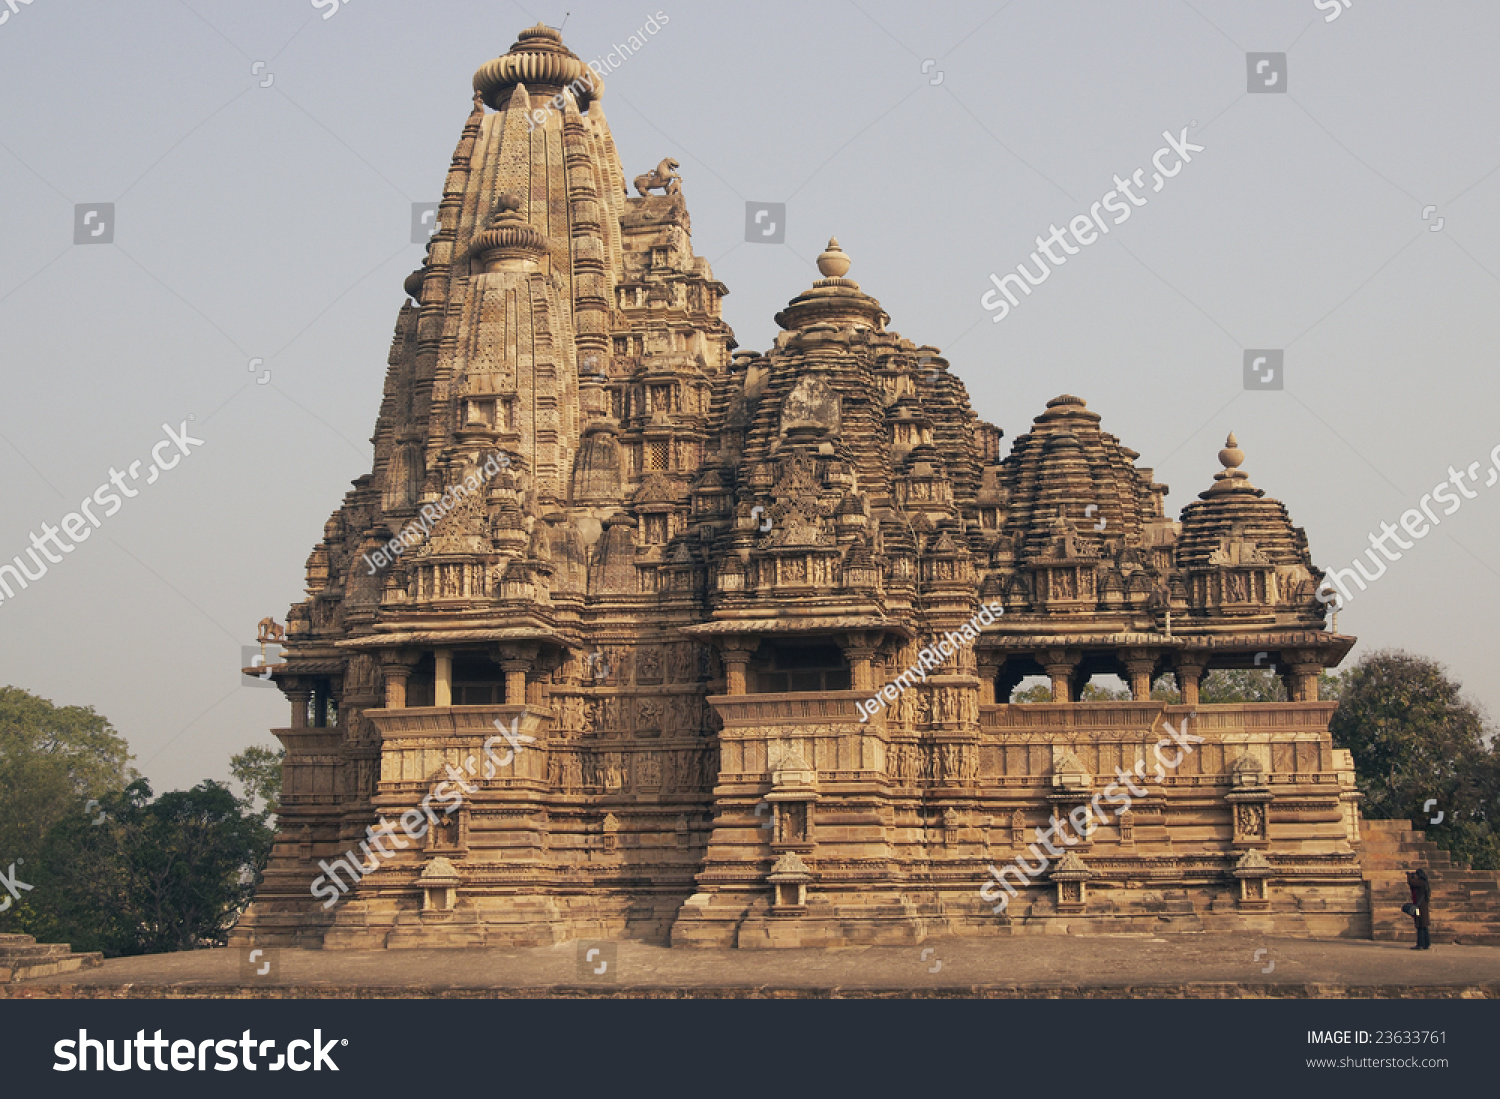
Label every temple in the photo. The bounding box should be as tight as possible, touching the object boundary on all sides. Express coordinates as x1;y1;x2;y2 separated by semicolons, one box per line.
234;24;1377;950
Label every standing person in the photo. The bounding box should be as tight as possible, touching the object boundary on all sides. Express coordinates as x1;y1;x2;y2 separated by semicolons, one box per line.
1405;868;1432;950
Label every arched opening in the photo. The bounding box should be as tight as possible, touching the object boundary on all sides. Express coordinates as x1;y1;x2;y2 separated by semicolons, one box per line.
1078;673;1131;701
1006;675;1053;703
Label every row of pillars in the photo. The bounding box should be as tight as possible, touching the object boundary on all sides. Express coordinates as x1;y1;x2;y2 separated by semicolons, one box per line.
285;681;335;729
376;644;540;709
980;649;1324;705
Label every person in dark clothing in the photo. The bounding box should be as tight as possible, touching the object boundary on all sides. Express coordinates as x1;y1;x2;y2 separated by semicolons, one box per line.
1406;868;1432;950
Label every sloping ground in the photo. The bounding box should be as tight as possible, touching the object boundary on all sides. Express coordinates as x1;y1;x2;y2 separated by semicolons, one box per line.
1360;819;1500;946
0;934;103;982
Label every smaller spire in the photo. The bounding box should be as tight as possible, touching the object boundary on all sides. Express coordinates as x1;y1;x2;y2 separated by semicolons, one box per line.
816;238;851;278
471;191;547;265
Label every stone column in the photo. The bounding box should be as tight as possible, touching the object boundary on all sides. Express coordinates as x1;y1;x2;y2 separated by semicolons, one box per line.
1043;649;1077;703
844;639;878;693
975;651;1002;706
1288;662;1322;702
847;649;876;693
1124;655;1157;701
723;651;751;696
381;655;414;709
501;659;529;706
288;687;312;729
1175;655;1208;707
434;649;453;708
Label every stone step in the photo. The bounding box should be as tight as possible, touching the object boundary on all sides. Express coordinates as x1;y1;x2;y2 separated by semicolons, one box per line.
0;943;72;961
0;934;37;946
1358;815;1500;943
0;952;103;983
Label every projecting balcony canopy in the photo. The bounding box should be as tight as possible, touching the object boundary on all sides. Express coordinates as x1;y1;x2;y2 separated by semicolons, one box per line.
974;628;1353;664
680;615;915;641
333;625;581;651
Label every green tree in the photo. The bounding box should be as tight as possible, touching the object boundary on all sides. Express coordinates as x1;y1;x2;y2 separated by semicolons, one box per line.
1329;649;1500;870
19;778;273;956
0;686;135;869
230;744;284;826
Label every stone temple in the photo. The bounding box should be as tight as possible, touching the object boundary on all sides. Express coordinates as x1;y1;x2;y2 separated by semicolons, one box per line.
235;24;1378;950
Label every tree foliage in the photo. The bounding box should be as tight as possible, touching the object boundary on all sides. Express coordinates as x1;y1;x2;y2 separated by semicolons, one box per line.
1330;649;1500;870
230;744;284;826
0;686;135;869
14;779;273;956
0;687;277;956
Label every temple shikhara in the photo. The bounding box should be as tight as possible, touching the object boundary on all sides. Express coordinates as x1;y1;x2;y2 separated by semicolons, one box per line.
235;24;1379;950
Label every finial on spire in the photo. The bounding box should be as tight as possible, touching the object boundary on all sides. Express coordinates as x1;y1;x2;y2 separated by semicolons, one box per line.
816;237;851;278
1204;431;1255;495
1218;432;1245;471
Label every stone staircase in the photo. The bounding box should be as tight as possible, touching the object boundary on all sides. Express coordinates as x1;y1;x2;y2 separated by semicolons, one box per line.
0;934;104;982
1359;819;1500;946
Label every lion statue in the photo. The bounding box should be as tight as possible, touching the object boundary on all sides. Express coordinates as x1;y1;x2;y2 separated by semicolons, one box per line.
633;157;682;196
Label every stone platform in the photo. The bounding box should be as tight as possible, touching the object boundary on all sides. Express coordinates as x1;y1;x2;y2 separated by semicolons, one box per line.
7;933;1499;998
0;935;103;983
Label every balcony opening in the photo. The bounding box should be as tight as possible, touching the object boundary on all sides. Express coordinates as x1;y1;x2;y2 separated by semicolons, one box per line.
751;642;850;694
310;679;338;727
405;654;434;707
1007;675;1053;703
453;652;507;705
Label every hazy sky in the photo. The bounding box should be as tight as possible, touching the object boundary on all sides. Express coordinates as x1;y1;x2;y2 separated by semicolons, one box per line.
2;0;1498;792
